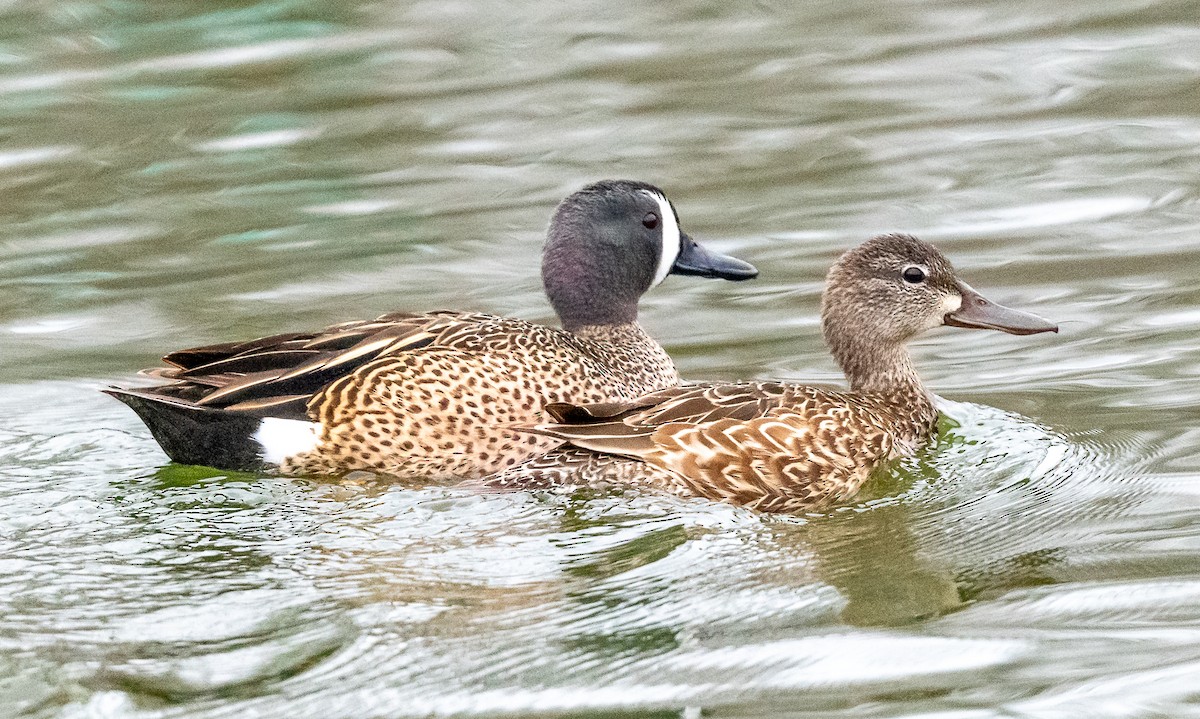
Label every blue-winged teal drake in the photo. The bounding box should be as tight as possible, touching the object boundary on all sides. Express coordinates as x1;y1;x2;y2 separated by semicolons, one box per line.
490;233;1057;512
106;180;757;477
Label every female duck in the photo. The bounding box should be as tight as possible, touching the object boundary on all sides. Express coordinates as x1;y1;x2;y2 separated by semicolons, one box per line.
107;180;757;478
496;233;1057;512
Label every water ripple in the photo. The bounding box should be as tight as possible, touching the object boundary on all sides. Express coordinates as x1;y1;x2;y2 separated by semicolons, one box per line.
3;0;1200;716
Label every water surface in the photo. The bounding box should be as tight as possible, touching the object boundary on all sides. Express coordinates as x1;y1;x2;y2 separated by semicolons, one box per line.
3;1;1200;717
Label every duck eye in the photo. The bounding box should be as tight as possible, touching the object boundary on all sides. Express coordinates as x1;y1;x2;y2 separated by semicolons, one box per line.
642;212;659;229
902;266;927;284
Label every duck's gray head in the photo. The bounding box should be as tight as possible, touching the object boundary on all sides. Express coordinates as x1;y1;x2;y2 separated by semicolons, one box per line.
821;233;1057;367
542;180;758;330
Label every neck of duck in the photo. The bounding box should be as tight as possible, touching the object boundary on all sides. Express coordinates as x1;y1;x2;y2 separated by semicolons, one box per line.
571;321;681;393
832;335;924;396
542;246;680;390
824;323;937;430
571;320;643;340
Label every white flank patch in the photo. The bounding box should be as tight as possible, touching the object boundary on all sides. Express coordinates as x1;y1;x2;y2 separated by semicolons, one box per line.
254;418;321;465
644;190;681;286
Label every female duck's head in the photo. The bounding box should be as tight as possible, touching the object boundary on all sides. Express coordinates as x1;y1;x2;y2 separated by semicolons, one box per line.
821;233;1057;390
542;180;758;331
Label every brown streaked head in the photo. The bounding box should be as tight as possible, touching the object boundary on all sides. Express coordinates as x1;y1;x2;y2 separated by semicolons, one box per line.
821;232;1057;355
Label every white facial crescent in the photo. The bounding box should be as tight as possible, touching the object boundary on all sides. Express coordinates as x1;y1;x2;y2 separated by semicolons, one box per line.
643;190;681;287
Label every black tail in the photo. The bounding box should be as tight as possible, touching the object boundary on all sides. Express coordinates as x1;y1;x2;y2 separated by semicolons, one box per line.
104;388;267;471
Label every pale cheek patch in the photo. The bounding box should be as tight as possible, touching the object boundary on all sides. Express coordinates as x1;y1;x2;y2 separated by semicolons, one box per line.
644;190;681;287
255;417;321;465
934;293;963;328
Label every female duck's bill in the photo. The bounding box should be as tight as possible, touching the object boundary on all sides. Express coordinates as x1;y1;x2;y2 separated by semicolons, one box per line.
491;232;1058;514
945;281;1057;335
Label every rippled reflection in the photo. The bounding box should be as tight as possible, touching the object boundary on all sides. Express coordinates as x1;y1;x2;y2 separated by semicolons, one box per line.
2;0;1200;716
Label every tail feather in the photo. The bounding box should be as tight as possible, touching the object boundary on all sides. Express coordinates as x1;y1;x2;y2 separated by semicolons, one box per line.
104;388;267;471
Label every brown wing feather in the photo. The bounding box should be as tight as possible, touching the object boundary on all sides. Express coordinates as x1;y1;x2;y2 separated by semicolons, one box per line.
528;382;787;430
174;350;324;378
515;381;903;510
162;331;313;369
520;381;793;457
127;311;501;418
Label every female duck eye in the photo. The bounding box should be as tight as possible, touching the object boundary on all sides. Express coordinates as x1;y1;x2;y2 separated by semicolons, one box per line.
902;266;926;284
642;212;659;229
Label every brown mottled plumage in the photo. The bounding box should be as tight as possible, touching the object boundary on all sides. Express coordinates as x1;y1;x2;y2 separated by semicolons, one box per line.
490;233;1058;512
105;180;757;477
